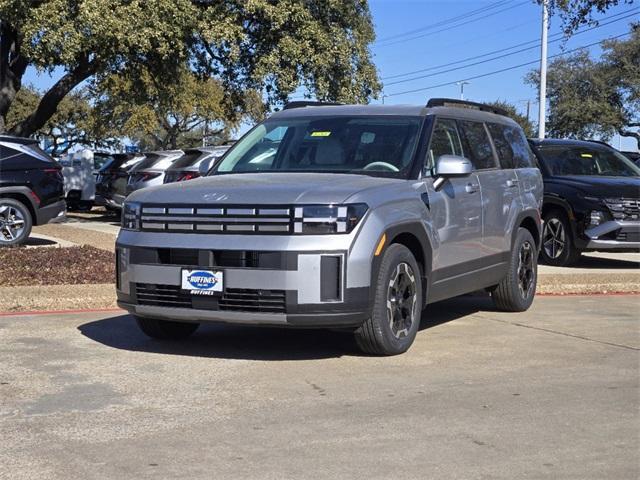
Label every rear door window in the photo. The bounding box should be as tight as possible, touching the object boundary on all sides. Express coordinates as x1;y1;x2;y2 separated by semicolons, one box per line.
426;118;464;170
487;123;535;169
458;120;497;170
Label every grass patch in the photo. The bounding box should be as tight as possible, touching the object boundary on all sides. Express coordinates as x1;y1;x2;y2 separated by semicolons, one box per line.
0;245;115;286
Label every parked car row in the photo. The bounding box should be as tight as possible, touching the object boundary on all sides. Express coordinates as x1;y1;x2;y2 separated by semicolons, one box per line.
95;146;230;211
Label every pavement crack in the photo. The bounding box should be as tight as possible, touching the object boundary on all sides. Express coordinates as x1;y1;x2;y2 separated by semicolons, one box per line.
478;316;639;351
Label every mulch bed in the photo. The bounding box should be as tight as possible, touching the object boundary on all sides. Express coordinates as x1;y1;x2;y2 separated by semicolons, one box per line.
0;245;115;287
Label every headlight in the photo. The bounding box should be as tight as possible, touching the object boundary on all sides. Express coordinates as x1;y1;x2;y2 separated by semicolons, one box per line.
293;204;368;234
122;202;141;230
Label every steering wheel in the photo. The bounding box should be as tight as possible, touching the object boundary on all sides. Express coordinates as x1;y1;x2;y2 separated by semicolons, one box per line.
363;161;399;172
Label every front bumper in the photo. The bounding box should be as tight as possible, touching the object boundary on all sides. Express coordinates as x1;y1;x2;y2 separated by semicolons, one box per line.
584;220;640;251
35;199;66;225
115;241;371;328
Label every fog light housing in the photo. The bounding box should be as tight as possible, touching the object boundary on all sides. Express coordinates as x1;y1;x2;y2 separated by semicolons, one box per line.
589;210;606;226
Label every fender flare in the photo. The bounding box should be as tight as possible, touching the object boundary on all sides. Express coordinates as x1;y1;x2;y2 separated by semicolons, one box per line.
0;185;38;218
511;208;542;251
371;221;434;308
542;195;579;242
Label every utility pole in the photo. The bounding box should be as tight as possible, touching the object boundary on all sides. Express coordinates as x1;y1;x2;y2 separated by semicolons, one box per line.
538;0;549;139
456;81;470;100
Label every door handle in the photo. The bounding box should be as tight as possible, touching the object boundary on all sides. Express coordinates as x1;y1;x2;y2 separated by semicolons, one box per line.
465;183;479;194
506;178;519;188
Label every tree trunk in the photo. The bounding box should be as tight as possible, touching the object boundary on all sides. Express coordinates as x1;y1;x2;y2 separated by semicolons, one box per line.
8;57;97;138
0;23;28;133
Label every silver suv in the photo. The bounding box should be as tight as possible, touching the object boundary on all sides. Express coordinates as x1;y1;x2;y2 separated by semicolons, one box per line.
116;99;543;355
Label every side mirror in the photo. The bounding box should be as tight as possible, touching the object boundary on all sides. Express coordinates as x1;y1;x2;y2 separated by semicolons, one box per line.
198;156;214;177
433;155;473;190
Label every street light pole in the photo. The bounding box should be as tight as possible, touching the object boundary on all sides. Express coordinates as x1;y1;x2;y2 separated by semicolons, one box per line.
538;0;549;139
456;81;470;100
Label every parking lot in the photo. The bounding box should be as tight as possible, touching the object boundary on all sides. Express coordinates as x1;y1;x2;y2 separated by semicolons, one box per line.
1;294;638;479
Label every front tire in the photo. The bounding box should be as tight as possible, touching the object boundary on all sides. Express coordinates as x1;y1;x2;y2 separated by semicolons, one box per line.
355;244;423;356
492;228;537;312
0;198;33;247
135;316;200;340
540;209;581;266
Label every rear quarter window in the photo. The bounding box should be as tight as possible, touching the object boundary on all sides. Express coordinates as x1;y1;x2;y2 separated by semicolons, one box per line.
487;123;535;169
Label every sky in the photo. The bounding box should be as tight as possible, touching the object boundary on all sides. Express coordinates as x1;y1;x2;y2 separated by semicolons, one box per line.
22;0;639;151
367;0;639;150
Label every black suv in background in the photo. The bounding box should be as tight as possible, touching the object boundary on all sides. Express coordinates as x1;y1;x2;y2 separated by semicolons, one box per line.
0;135;66;246
95;153;145;211
529;139;640;266
621;151;640;167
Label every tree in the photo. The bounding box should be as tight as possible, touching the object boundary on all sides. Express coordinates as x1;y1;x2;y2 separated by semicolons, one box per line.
92;65;265;150
537;0;635;34
525;25;640;147
486;100;536;138
0;1;380;138
5;85;116;155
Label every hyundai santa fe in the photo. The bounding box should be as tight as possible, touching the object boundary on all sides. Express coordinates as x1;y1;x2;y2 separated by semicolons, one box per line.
116;99;543;355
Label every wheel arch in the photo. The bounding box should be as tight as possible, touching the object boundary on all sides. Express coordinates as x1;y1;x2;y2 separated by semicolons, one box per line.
379;222;433;308
0;188;37;224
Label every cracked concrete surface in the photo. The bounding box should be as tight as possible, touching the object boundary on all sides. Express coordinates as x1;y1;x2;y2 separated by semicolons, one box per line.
0;295;638;479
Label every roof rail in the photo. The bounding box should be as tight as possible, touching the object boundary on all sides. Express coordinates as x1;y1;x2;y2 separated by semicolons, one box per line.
426;98;508;116
283;101;343;110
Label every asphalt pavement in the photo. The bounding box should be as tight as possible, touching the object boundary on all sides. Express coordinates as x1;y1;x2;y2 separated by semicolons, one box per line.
1;294;638;479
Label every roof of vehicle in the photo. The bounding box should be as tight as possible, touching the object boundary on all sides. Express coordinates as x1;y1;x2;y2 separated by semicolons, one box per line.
269;102;518;126
528;138;616;149
0;135;38;145
143;149;183;156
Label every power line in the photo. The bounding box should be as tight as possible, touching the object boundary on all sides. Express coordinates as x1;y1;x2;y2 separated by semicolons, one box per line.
376;0;512;43
382;7;640;82
386;32;630;98
382;10;639;86
375;0;530;48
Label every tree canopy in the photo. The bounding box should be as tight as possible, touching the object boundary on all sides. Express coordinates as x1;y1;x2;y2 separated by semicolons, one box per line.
538;0;635;34
486;100;536;138
0;0;380;139
526;24;639;146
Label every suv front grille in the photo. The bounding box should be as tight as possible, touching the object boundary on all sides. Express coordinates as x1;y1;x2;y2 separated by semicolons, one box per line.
140;205;292;234
218;289;286;313
136;284;191;308
605;198;640;221
135;283;287;313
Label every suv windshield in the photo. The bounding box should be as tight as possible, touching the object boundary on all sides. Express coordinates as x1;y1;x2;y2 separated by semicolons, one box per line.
214;116;422;178
537;145;640;177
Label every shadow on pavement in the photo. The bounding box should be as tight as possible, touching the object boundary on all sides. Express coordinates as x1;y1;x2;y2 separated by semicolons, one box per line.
574;255;640;270
78;295;492;360
65;208;120;225
23;237;58;247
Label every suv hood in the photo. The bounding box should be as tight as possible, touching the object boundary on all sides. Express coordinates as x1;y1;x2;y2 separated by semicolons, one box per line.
547;175;640;198
128;172;401;205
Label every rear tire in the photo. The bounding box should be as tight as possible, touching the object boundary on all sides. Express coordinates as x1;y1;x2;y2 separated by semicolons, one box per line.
135;316;200;340
540;209;581;267
0;198;33;247
492;228;537;312
355;244;422;356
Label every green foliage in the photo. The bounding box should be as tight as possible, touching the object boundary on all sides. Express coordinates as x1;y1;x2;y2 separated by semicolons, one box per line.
538;0;635;34
6;85;116;155
526;25;640;146
93;65;265;149
486;100;536;138
0;0;380;139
